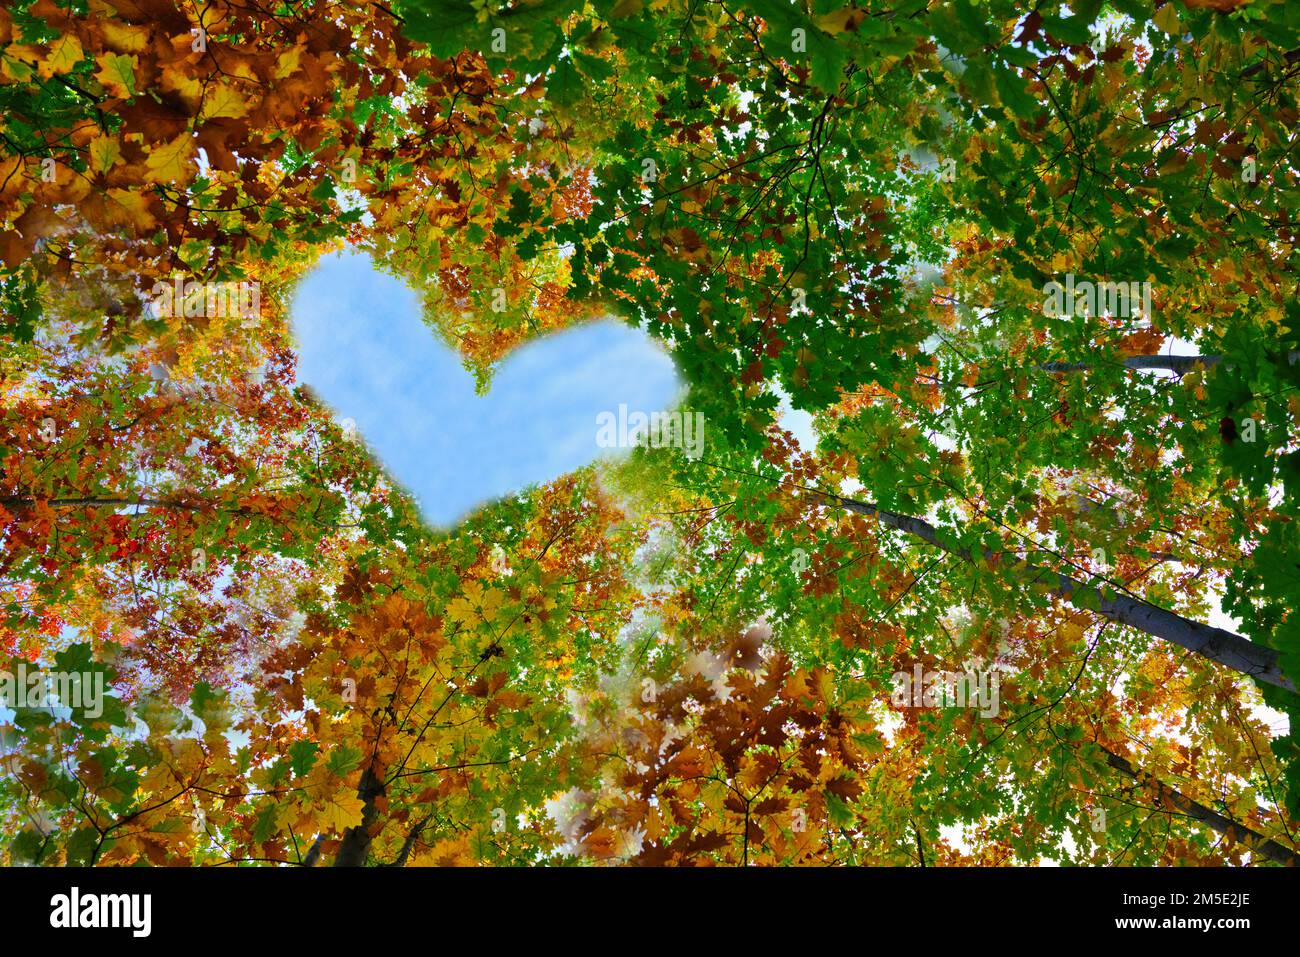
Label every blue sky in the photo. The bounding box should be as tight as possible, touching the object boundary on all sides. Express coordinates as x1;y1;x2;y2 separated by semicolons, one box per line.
290;251;686;526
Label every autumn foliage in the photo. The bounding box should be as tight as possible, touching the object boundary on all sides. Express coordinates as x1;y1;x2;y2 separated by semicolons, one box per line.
1;0;1298;867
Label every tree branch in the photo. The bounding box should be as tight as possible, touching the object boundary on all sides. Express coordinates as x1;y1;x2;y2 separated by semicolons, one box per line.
818;492;1294;692
1101;746;1297;866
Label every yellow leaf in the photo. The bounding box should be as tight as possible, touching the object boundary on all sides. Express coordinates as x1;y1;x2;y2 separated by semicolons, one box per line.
1060;621;1086;647
479;587;503;623
816;7;864;34
413;834;474;866
88;134;121;174
38;34;82;78
145;133;195;184
94;51;136;98
274;44;304;80
200;82;249;120
101;21;150;54
319;791;366;832
1;47;38;82
447;596;478;626
160;66;204;112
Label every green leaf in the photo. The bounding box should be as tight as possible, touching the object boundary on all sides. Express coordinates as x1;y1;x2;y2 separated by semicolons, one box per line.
289;740;320;777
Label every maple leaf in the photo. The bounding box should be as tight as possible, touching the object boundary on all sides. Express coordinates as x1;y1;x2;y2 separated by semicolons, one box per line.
1;0;1297;873
93;52;136;98
38;35;83;78
318;792;367;833
87;135;121;175
199;83;249;121
143;133;195;185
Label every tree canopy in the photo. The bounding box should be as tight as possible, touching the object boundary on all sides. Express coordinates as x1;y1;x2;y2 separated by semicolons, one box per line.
1;0;1298;867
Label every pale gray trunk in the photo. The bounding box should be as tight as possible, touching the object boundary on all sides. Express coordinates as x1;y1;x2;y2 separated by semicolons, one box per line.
824;494;1293;692
1039;351;1298;374
1101;747;1296;866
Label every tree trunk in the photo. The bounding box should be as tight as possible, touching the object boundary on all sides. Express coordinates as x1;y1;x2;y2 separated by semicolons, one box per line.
823;493;1294;692
1101;746;1297;866
1039;351;1298;374
332;766;386;867
302;833;325;866
384;813;434;867
1039;354;1223;373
